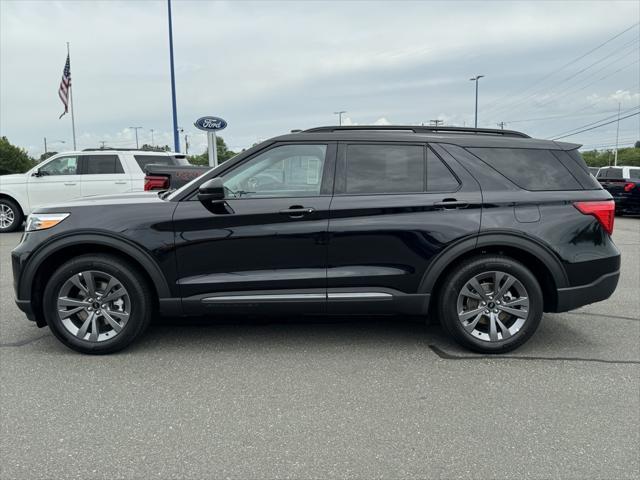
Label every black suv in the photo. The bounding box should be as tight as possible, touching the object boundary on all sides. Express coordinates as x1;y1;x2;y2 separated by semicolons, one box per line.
12;126;620;354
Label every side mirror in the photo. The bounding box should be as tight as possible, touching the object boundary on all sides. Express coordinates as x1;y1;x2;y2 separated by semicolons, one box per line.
32;169;42;177
198;177;225;203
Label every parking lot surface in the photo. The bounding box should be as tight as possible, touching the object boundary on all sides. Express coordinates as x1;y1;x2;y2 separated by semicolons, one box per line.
1;218;639;480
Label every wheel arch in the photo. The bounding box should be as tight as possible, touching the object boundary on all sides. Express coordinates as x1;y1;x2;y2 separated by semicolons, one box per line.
421;233;568;313
22;233;175;325
0;193;26;218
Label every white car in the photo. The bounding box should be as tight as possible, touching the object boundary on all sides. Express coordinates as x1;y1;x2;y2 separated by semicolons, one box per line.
0;149;188;232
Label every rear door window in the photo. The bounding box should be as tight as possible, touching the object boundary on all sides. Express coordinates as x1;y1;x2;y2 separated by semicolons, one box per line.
628;168;640;180
468;147;581;191
427;147;460;192
344;144;424;194
82;155;124;174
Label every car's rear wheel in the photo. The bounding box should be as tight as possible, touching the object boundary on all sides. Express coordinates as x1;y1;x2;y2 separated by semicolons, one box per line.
43;254;153;354
0;198;23;233
438;255;543;353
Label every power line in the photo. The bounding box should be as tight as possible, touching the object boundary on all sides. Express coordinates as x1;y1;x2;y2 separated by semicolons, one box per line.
548;105;640;139
487;37;639;117
481;22;639;114
551;111;640;140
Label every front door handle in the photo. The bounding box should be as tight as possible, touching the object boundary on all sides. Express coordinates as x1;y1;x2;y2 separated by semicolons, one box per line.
279;206;315;218
434;199;468;209
114;181;127;185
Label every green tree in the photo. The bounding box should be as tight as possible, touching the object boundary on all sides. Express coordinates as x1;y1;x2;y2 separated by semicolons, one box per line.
0;136;36;175
581;147;640;167
634;140;640;148
188;136;237;166
140;144;170;152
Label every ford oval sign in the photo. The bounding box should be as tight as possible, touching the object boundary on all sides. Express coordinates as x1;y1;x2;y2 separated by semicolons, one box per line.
194;116;227;132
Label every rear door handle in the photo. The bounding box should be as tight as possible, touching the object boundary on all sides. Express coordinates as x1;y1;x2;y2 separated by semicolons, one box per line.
114;181;127;185
434;199;468;209
64;182;77;186
279;206;315;218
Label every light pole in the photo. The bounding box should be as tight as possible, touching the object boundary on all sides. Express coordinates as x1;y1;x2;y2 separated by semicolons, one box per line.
43;138;66;155
129;126;142;149
334;110;347;126
614;102;621;166
470;75;484;128
167;0;180;152
150;128;155;146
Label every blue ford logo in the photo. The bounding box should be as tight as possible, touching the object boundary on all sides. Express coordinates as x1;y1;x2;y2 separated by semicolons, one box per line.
194;116;227;132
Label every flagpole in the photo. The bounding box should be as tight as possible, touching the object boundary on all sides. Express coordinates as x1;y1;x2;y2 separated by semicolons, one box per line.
67;42;77;150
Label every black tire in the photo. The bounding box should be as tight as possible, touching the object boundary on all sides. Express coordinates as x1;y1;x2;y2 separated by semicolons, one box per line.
0;197;23;233
437;255;543;354
42;254;153;354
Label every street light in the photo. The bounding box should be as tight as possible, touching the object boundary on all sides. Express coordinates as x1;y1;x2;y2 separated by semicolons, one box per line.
469;75;484;128
129;126;143;149
150;128;155;146
43;138;66;154
334;110;347;126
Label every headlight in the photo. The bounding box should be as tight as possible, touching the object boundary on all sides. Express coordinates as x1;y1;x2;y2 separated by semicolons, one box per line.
25;213;70;232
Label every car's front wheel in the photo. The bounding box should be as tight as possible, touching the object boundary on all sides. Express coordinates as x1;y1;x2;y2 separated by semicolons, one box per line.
438;255;543;353
0;198;23;233
43;254;153;354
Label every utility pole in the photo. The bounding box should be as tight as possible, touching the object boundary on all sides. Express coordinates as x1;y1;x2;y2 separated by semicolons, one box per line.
334;110;347;126
150;129;155;146
614;102;621;167
129;126;142;149
99;141;106;149
497;121;506;130
470;75;484;128
184;133;189;155
430;119;444;127
44;137;47;154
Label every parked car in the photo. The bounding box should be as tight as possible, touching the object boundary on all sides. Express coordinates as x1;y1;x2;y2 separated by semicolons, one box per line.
144;164;209;191
596;165;640;215
588;166;600;176
0;149;188;232
12;126;620;354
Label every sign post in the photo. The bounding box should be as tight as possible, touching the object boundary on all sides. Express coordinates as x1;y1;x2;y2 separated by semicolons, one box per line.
194;116;227;168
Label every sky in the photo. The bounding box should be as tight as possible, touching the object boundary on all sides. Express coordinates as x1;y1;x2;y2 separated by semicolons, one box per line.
0;0;639;158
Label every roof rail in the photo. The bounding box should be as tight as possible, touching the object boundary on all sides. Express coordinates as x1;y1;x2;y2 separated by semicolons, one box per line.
304;125;530;138
82;147;171;152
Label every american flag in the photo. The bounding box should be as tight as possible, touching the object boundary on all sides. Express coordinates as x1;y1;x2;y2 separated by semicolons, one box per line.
58;54;71;119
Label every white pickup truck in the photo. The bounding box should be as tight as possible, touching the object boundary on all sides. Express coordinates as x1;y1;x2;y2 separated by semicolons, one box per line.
0;149;188;232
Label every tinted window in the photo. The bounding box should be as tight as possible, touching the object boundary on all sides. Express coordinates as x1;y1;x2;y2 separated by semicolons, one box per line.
134;155;179;169
84;155;124;175
554;150;600;190
597;167;623;179
345;144;423;194
222;144;326;198
427;147;459;192
628;168;640;180
468;148;581;191
39;156;78;176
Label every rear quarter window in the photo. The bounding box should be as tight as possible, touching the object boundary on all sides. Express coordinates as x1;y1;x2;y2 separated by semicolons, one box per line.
596;167;623;179
468;147;582;191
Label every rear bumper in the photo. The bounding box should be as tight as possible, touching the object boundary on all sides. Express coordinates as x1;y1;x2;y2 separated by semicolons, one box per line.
613;194;640;214
555;270;620;312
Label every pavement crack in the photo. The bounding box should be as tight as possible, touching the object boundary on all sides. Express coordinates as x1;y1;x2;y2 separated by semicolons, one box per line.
563;311;640;322
0;334;51;347
428;345;640;365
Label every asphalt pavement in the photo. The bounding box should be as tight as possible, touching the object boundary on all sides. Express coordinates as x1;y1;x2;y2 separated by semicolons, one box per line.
1;218;639;479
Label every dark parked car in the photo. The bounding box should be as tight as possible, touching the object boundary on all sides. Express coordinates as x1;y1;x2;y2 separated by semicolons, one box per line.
596;165;640;215
12;126;620;354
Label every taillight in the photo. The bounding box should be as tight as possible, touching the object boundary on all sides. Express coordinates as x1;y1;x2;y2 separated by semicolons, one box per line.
573;200;615;235
144;175;169;191
624;182;636;192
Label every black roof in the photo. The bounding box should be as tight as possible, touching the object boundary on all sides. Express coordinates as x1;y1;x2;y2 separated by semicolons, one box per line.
276;126;580;151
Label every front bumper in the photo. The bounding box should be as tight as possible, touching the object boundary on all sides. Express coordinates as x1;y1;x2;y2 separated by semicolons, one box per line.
555;270;620;312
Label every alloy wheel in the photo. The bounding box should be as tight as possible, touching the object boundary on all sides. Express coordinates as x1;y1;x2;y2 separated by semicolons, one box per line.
456;270;530;342
0;204;15;229
57;270;131;342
